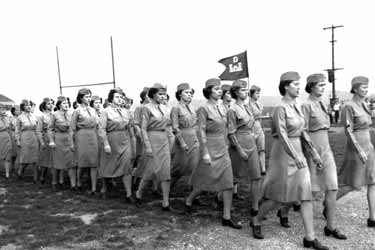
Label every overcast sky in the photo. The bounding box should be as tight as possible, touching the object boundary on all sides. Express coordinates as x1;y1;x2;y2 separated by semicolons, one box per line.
1;0;374;104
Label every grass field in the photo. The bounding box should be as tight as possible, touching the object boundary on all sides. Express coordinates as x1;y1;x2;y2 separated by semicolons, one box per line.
0;128;374;250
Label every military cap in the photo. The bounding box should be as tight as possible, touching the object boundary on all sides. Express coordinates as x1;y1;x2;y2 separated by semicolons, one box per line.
250;85;261;92
57;96;67;102
232;80;247;89
177;83;190;92
205;78;221;88
221;84;232;92
280;71;300;82
307;73;326;84
151;83;167;91
351;76;369;86
78;88;91;95
91;95;101;102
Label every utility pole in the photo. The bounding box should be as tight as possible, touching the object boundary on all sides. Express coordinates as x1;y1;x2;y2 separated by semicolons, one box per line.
56;46;62;95
323;25;343;102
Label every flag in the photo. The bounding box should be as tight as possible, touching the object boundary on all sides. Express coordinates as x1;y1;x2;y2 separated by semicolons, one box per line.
218;51;249;80
327;69;334;83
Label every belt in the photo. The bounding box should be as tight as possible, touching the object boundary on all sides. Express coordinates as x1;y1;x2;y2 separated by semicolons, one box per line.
148;129;166;132
308;128;329;133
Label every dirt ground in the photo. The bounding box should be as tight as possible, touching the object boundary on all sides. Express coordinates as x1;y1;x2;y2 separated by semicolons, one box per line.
1;127;375;250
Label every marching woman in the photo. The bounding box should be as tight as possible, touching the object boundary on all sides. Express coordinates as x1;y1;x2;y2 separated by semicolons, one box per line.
162;94;175;152
135;83;173;210
9;107;18;173
71;88;99;194
98;88;136;202
170;83;199;188
249;85;267;175
48;96;75;191
227;80;262;218
0;104;12;179
337;76;375;228
15;100;39;183
90;95;102;117
251;72;329;250
133;88;150;186
36;98;54;185
301;73;346;239
185;78;241;229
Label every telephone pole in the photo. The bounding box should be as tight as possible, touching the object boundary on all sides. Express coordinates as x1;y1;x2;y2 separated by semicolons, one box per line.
323;25;343;101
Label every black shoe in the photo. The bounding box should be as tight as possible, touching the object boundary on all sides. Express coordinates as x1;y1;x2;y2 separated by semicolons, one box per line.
324;226;347;240
293;203;301;212
261;171;266;176
221;218;242;229
70;187;78;193
100;192;107;200
322;206;327;220
277;209;290;228
192;198;202;206
250;208;258;217
233;193;245;200
124;195;136;204
303;238;329;250
52;184;57;191
134;196;142;206
367;218;375;227
252;225;264;239
162;205;176;212
40;179;45;185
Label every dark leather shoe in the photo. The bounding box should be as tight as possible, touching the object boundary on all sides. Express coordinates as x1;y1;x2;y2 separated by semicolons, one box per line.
233;193;245;200
277;209;291;228
293;203;301;212
124;195;136;204
324;226;347;240
367;218;375;227
252;225;264;239
52;184;57;191
303;238;329;250
221;218;242;229
162;205;176;213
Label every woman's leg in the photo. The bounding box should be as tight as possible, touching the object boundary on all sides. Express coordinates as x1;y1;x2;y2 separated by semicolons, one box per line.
51;168;57;185
101;178;107;193
33;163;38;183
336;185;354;200
367;185;375;221
185;187;203;206
76;168;82;188
3;160;10;178
222;189;233;220
122;174;132;198
325;190;338;229
39;167;47;183
259;151;266;174
68;168;76;188
161;180;171;207
253;199;279;225
300;200;315;240
58;170;64;185
90;168;97;192
251;179;262;211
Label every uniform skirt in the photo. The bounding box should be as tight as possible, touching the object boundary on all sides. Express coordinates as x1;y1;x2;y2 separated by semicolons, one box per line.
75;129;98;168
142;131;171;182
263;137;312;203
0;131;12;161
38;132;53;168
133;134;148;179
171;128;200;179
166;125;175;153
229;130;261;183
10;130;17;158
19;130;39;164
99;131;133;178
189;134;233;192
307;130;338;192
339;129;375;188
53;132;74;170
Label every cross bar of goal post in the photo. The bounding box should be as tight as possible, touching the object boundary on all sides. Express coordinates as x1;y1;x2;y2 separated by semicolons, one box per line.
56;36;116;96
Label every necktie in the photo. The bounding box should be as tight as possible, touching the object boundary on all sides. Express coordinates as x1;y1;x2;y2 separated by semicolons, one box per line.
255;102;261;111
186;104;193;114
158;105;164;115
216;105;224;117
116;108;123;117
318;101;327;114
362;102;371;115
86;107;92;116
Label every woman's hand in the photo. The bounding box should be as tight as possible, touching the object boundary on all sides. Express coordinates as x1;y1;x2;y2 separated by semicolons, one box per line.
145;147;153;157
358;150;368;164
49;142;56;149
203;153;211;165
181;144;189;153
295;156;307;169
104;145;111;154
313;155;323;170
70;144;75;152
239;149;248;161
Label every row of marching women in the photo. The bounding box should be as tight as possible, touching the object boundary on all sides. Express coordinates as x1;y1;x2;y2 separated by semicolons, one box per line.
1;71;375;250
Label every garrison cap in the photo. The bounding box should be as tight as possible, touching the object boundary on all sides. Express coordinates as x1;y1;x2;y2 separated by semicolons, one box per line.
177;83;190;92
205;78;221;88
232;79;247;89
280;71;300;82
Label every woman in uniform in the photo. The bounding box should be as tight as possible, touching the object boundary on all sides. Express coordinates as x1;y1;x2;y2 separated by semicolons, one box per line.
36;98;54;186
221;84;232;111
227;79;262;218
0;104;12;179
135;83;173;210
249;85;266;175
251;72;329;250
16;100;39;183
71;88;99;194
301;73;346;239
98;88;136;202
170;83;199;188
9;107;19;173
185;78;241;229
48;96;75;191
90;96;102;117
162;94;175;153
337;76;375;228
